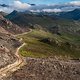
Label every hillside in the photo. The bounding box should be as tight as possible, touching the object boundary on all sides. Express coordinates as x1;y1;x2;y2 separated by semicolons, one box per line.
0;12;7;16
0;14;24;72
58;9;80;20
5;10;80;58
16;29;80;59
0;14;25;34
2;0;80;79
4;58;80;80
2;9;80;80
0;32;21;69
6;10;80;36
4;29;80;80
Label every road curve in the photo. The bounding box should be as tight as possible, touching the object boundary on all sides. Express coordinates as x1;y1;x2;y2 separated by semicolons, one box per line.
0;43;26;79
14;29;32;37
0;30;32;79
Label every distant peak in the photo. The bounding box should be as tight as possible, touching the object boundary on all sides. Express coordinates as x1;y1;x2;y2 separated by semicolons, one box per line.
0;4;9;7
12;10;18;13
28;3;36;6
72;8;80;12
10;10;19;15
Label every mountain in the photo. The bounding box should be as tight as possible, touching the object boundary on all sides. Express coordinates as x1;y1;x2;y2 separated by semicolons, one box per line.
0;14;24;34
30;9;80;20
1;5;80;80
6;10;39;28
0;32;21;69
58;9;80;20
5;10;19;20
0;12;24;70
0;4;9;7
35;9;80;20
28;3;36;6
0;11;7;16
6;10;80;35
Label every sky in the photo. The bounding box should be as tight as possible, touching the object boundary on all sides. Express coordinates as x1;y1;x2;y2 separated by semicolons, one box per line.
23;0;80;4
20;0;71;4
0;0;79;5
0;0;80;13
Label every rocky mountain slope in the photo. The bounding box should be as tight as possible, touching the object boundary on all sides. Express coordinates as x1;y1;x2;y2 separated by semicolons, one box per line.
3;58;80;80
6;10;80;35
0;14;25;34
0;32;21;69
0;14;23;69
1;9;80;80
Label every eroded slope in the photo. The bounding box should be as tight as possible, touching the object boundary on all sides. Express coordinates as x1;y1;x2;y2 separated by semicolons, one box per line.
0;32;21;68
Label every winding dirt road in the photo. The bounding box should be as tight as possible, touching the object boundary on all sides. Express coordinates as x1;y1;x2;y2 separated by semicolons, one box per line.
14;29;32;37
0;29;32;79
0;43;26;79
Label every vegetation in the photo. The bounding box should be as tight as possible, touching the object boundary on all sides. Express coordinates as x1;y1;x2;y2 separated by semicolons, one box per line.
17;29;80;59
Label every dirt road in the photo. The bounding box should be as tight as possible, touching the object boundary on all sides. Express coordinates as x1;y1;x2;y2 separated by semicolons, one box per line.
0;30;32;79
14;29;32;37
0;43;26;79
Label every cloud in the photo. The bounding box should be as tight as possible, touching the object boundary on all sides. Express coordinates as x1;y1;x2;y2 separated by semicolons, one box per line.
69;1;80;6
30;10;41;12
42;9;62;12
12;1;31;10
0;1;31;13
30;8;62;13
29;1;80;12
0;6;13;13
1;0;80;13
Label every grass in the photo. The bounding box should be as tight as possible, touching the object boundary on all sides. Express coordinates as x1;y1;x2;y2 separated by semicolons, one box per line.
17;29;80;59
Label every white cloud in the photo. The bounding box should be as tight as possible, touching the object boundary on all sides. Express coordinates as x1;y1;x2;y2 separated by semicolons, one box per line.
30;10;41;12
30;9;62;13
29;1;80;12
12;1;31;10
0;6;13;13
1;0;80;13
42;9;62;12
69;1;80;6
0;1;31;13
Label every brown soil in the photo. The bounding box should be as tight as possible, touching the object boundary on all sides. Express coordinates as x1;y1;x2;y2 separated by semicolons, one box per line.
4;57;80;80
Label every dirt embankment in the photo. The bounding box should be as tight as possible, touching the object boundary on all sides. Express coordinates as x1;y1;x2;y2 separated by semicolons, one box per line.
4;58;80;80
0;33;21;69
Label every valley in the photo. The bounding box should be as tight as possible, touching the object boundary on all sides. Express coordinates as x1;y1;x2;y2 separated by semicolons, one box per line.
0;4;80;80
3;29;80;80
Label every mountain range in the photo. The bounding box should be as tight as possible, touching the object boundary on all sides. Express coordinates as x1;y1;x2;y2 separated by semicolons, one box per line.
0;4;80;80
5;9;80;35
30;9;80;20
